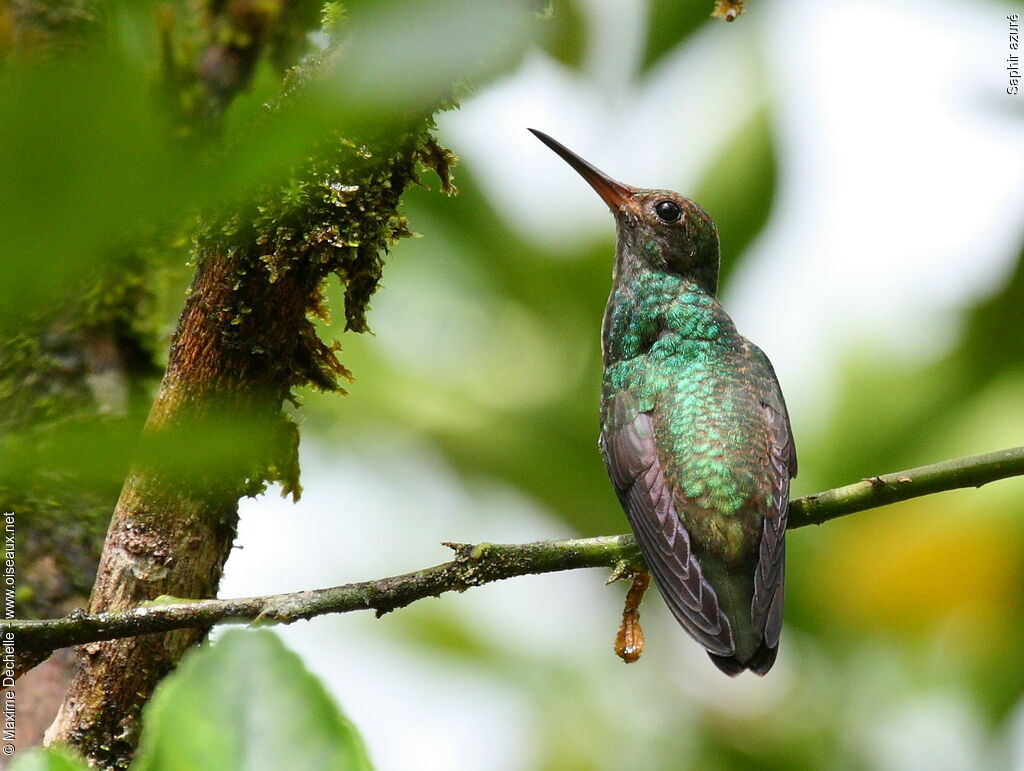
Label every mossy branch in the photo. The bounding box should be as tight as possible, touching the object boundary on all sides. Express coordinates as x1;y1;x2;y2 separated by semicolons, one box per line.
10;446;1023;656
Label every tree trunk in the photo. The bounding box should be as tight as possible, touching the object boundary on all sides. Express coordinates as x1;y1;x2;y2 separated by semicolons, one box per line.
44;129;451;767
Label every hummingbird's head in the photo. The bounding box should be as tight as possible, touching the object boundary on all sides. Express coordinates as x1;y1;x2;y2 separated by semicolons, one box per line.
529;129;720;295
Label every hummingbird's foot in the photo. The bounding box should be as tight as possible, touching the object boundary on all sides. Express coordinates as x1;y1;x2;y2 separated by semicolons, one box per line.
614;571;650;664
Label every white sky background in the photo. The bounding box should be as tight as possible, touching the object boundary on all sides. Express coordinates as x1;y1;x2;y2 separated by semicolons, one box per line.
221;0;1024;769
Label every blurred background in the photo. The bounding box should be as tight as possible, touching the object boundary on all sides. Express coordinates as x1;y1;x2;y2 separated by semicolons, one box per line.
219;0;1024;768
5;0;1024;767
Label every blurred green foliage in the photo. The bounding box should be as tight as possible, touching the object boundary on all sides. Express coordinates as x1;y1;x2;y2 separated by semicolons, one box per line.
642;0;711;71
537;0;587;69
9;748;91;771
0;0;538;329
693;106;776;290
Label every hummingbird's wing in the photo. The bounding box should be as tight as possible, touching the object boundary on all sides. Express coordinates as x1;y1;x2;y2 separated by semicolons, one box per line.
750;377;797;656
600;390;734;657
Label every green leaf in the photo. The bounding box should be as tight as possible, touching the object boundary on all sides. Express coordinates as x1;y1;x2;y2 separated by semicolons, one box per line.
538;0;587;70
337;0;536;112
134;629;372;771
641;0;711;72
691;104;777;287
8;748;91;771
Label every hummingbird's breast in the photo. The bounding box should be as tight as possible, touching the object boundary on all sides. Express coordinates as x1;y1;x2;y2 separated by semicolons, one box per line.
602;274;775;564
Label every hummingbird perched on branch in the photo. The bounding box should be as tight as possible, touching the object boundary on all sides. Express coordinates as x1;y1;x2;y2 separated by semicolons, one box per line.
530;129;797;675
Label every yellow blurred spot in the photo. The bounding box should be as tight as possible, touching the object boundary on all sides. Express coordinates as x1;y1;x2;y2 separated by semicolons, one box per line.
812;495;1022;638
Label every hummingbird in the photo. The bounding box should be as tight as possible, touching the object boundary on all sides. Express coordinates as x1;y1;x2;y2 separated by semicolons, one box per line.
530;129;796;675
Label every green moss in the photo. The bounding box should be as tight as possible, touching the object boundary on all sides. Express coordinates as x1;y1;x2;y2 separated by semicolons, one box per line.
185;118;457;502
0;246;169;617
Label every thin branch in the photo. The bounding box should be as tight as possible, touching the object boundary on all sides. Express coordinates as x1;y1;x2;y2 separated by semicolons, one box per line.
13;536;638;658
10;446;1024;658
786;445;1024;527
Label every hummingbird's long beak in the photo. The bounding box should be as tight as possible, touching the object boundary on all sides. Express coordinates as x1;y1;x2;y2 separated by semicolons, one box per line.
529;129;632;212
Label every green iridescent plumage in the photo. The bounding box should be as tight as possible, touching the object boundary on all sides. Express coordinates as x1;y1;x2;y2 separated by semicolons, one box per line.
604;272;775;543
532;130;796;675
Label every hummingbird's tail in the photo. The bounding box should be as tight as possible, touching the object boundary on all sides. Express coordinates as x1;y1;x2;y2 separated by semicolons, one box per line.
700;557;779;676
707;641;777;676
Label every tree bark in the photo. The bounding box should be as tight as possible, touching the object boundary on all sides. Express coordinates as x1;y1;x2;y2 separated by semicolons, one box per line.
43;126;449;767
1;1;329;758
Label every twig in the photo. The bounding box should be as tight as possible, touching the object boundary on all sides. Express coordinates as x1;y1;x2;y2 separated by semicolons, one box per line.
9;446;1024;657
786;445;1024;527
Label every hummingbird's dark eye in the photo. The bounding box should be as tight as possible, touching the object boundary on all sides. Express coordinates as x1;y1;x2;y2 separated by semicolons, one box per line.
654;200;681;223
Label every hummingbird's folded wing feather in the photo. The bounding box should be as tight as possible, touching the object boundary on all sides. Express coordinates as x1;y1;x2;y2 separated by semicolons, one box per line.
600;391;734;657
751;379;797;651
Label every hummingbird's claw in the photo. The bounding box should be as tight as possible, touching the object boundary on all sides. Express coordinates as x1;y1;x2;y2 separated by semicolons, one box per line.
605;559;634;585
